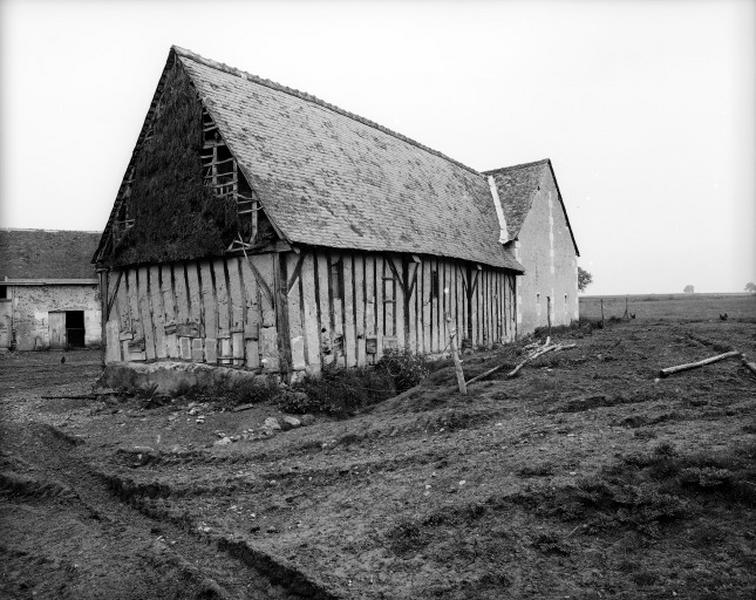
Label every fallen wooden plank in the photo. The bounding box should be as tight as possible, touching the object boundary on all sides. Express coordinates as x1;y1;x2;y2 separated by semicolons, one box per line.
742;358;756;377
40;392;121;400
465;342;577;385
465;362;510;386
659;350;742;378
504;343;577;380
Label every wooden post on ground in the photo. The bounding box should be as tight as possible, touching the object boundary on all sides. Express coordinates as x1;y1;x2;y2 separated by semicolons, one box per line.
623;295;629;320
445;293;467;395
743;357;756;377
659;350;742;378
547;296;552;338
600;298;605;327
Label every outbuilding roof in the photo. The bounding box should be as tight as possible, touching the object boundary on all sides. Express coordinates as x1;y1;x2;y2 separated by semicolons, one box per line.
106;47;523;271
485;159;580;256
1;229;101;280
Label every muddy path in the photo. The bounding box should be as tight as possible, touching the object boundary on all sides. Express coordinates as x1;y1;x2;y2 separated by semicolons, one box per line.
0;351;313;600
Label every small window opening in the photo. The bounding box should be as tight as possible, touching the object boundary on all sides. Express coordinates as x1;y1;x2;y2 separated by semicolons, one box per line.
430;270;439;299
330;259;344;300
0;285;7;300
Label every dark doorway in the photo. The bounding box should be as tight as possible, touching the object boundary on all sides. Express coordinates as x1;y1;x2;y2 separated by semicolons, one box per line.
65;311;85;348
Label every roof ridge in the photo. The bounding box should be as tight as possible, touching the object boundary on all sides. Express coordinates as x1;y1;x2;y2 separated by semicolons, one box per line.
172;45;483;177
1;228;102;234
483;159;550;175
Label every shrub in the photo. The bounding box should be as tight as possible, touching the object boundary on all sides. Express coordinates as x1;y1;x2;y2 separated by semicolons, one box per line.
285;349;430;418
289;364;396;418
223;376;280;406
376;348;430;392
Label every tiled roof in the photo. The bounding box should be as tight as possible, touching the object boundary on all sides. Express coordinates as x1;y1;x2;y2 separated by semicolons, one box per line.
172;47;523;272
484;160;549;239
485;159;579;255
0;229;101;280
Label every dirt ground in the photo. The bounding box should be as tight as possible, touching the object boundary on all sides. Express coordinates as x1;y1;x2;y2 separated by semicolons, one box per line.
1;294;755;599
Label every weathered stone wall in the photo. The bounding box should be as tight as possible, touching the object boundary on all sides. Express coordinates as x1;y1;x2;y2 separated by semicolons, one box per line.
514;171;579;336
5;285;101;351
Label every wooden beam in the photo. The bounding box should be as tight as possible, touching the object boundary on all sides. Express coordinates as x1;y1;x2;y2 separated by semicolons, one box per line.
385;255;405;289
275;253;293;378
469;268;481;296
743;357;756;377
105;270;123;321
407;261;419;298
659;350;742;378
287;253;306;294
239;236;274;306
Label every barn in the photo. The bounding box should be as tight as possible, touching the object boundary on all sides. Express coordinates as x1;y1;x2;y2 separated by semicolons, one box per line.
0;229;102;351
94;47;576;379
486;160;580;335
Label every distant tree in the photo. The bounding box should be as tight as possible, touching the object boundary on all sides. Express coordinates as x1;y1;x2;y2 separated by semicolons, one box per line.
746;282;756;294
577;267;593;292
683;285;695;294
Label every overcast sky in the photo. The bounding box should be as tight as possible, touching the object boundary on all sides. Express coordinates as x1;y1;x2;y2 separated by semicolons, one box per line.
1;0;754;295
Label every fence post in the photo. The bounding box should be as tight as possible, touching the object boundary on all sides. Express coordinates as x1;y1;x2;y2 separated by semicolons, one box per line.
445;289;467;395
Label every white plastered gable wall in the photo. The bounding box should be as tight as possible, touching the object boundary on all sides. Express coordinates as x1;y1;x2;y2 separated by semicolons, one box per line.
510;166;579;335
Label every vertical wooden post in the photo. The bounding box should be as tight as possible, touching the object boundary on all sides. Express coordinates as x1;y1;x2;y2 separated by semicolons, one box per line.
275;252;293;381
600;298;605;327
445;289;467;395
547;295;552;338
97;267;108;366
623;295;629;320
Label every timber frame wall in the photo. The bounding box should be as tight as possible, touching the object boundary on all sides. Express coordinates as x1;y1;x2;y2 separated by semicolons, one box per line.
100;249;518;376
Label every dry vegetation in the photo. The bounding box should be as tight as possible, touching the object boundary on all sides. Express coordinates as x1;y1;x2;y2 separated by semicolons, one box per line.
1;293;755;599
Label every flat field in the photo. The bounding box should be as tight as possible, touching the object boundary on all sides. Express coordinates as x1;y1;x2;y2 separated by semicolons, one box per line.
1;295;755;599
580;292;756;322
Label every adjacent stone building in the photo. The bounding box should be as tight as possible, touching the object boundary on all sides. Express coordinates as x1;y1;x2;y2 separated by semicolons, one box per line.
0;229;102;351
486;160;580;335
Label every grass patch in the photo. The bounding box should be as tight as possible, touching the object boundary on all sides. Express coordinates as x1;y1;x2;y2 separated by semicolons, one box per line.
513;441;756;538
173;375;281;408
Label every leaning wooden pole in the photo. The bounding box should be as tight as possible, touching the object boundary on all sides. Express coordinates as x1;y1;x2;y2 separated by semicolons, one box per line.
600;298;605;327
741;357;756;377
659;350;742;378
445;296;467;395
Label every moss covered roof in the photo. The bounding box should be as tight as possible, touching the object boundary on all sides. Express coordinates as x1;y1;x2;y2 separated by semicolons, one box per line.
169;47;523;272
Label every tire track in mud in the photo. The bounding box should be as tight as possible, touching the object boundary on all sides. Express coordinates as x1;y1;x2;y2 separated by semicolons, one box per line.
0;419;340;600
